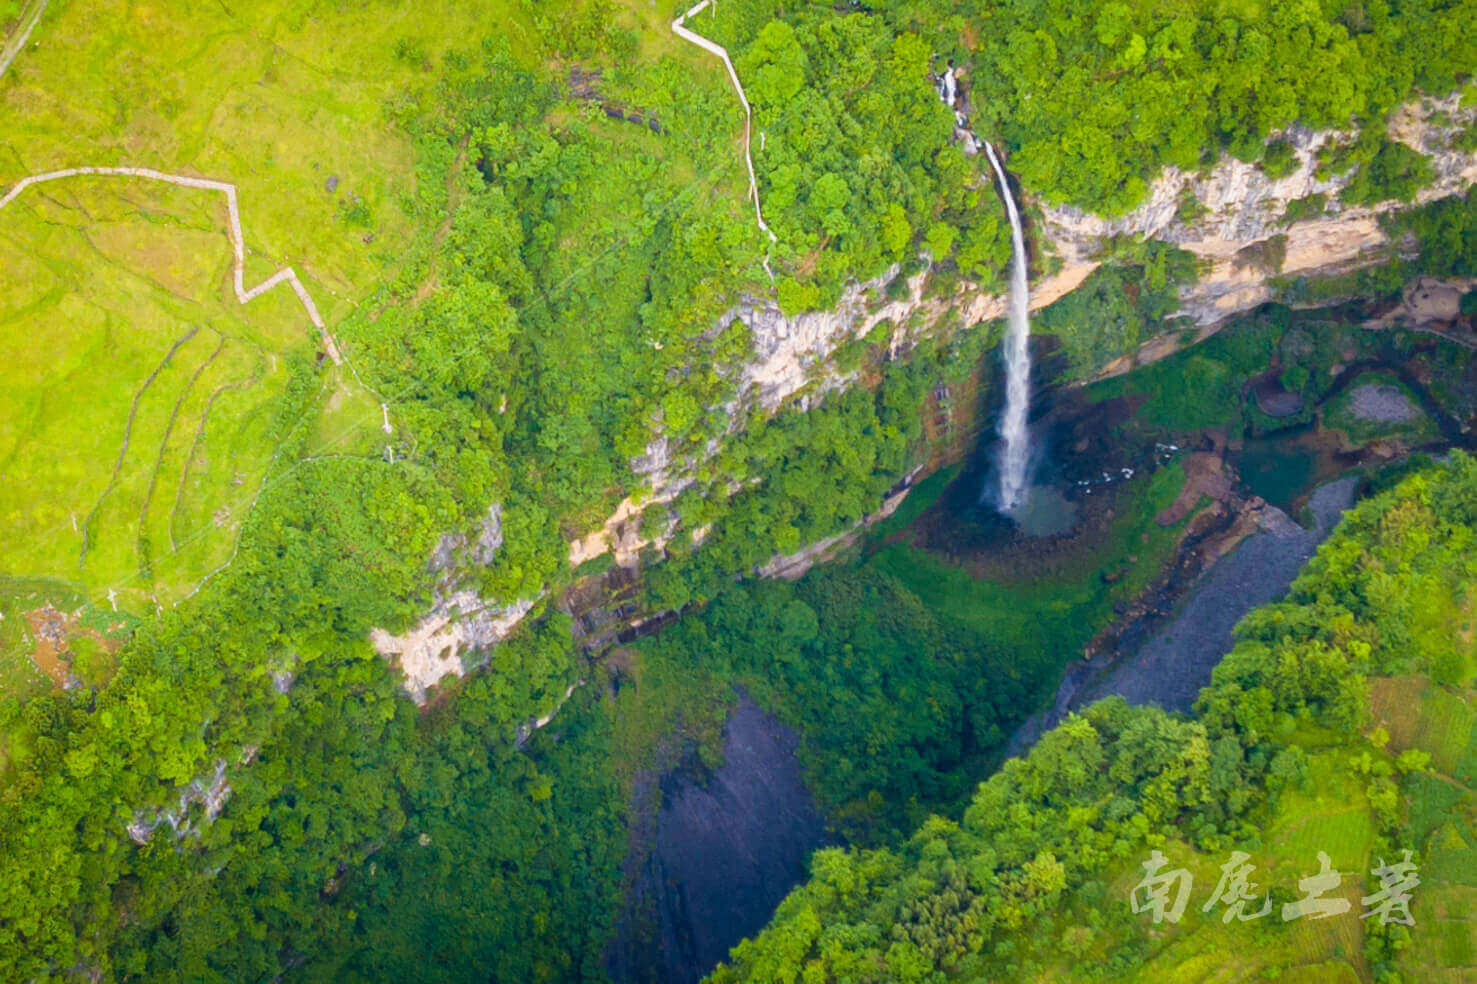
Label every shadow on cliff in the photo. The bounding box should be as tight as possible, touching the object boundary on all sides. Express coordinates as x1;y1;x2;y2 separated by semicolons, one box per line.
605;695;828;984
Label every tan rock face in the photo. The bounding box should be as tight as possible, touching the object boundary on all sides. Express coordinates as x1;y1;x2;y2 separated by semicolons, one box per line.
1280;216;1388;274
568;495;656;568
1048;92;1476;327
570;92;1477;571
731;267;904;413
376;93;1477;703
370;593;537;704
732;255;1100;416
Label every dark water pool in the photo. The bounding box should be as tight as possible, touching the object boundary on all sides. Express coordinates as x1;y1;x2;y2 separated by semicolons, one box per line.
1231;434;1319;512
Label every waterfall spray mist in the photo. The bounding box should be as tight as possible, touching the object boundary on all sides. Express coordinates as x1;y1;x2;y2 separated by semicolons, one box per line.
982;142;1032;514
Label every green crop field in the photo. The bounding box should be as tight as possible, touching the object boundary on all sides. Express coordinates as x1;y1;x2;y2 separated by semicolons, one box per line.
0;176;310;602
0;0;746;708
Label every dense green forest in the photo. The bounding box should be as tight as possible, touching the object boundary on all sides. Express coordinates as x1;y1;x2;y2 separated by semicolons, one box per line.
1;0;1476;979
0;14;997;968
950;0;1475;213
711;454;1477;983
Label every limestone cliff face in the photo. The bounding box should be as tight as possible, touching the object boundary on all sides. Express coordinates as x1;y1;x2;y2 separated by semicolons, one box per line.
369;505;541;704
722;255;1095;417
722;93;1475;421
370;592;537;704
374;92;1477;703
1044;91;1477;329
731;267;904;412
562;92;1477;579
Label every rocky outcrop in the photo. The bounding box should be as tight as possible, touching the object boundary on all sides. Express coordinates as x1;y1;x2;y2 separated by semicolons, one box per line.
726;253;1106;417
569;489;678;569
1043;91;1477;327
370;502;538;704
126;757;235;845
382;91;1477;707
429;502;504;572
1373;274;1477;333
370;592;537;704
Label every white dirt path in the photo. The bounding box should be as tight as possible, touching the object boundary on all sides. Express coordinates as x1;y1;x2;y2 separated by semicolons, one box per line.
0;0;48;80
672;0;777;279
0;166;343;363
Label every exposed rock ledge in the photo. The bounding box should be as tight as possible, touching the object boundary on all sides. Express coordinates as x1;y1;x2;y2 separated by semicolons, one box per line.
370;593;536;704
644;91;1477;506
375;92;1476;705
560;93;1475;573
1044;91;1477;327
758;466;922;579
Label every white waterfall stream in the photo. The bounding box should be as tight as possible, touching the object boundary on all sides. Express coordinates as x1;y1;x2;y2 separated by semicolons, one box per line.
935;67;1033;514
981;141;1032;513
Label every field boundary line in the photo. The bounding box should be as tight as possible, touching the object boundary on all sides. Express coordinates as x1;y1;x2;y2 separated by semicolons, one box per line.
138;335;225;578
80;325;200;561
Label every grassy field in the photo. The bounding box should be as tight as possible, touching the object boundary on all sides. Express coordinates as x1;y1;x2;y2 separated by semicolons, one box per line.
0;0;753;709
1067;754;1376;984
1376;675;1477;984
868;462;1190;668
0;0;556;715
0;176;311;603
0;0;531;615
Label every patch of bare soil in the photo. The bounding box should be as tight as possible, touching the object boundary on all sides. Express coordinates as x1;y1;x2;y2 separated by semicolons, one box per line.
25;605;78;690
1155;451;1234;526
23;604;120;691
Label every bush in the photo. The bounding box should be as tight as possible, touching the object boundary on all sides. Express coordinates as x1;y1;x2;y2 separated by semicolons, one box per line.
1261;138;1298;179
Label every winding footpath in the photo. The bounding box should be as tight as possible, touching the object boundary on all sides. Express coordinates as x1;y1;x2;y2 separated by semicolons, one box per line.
0;0;47;80
0;167;343;363
671;0;777;278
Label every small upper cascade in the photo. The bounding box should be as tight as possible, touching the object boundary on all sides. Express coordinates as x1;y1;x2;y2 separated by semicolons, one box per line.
935;66;980;155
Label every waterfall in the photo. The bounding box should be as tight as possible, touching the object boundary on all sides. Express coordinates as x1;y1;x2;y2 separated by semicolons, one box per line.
932;69;1031;513
982;142;1032;513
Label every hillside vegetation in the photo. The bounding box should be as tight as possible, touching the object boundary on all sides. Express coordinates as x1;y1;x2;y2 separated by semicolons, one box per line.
951;0;1476;214
0;0;1474;980
710;453;1477;983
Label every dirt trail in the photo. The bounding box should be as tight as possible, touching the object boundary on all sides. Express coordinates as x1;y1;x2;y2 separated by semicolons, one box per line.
0;166;343;363
671;0;776;279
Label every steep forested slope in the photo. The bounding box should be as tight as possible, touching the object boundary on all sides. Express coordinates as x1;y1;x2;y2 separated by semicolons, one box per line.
710;454;1477;983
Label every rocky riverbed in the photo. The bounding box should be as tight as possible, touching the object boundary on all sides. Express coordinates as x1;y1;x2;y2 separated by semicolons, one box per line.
1005;476;1358;755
